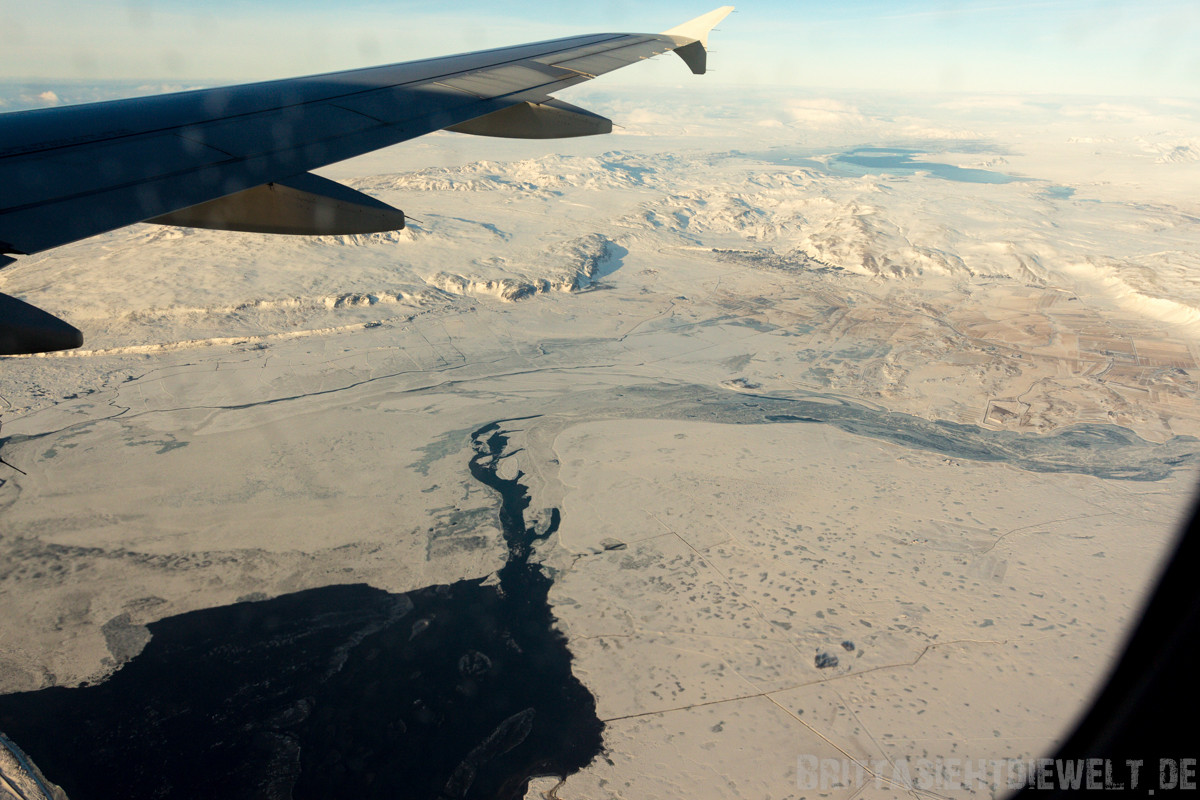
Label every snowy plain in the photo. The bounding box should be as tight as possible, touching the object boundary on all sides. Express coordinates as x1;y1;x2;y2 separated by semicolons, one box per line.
2;86;1200;797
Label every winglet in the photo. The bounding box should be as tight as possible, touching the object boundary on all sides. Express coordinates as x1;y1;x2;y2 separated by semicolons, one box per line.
661;6;734;75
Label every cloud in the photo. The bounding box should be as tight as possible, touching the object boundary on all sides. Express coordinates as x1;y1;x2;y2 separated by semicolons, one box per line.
897;123;985;140
776;98;866;128
1157;97;1200;109
1059;102;1157;122
36;90;61;105
936;95;1041;112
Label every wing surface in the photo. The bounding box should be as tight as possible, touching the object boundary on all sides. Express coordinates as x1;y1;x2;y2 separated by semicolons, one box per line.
0;7;733;258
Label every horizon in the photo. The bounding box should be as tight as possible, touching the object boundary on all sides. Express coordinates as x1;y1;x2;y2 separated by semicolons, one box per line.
0;1;1196;99
2;79;1198;119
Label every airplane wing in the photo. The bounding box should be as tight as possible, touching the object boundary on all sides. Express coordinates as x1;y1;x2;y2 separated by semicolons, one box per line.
0;7;734;356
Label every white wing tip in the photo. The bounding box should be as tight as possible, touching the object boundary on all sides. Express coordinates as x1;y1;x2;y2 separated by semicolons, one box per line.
662;6;735;47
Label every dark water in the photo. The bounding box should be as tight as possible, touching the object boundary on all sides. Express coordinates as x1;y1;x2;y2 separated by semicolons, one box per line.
1043;185;1076;199
830;147;1019;184
0;420;601;799
740;145;1019;184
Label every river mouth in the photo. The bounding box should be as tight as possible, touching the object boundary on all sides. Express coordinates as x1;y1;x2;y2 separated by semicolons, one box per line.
0;420;602;800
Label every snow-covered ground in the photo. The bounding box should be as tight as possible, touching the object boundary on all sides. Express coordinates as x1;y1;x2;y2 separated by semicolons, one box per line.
2;87;1198;797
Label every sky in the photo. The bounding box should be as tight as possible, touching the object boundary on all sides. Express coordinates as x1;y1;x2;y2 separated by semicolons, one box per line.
0;0;1197;98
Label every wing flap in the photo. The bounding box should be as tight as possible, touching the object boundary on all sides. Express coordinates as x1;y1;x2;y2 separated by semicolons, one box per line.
182;103;380;158
532;35;662;67
548;37;675;77
327;84;480;126
435;63;577;100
